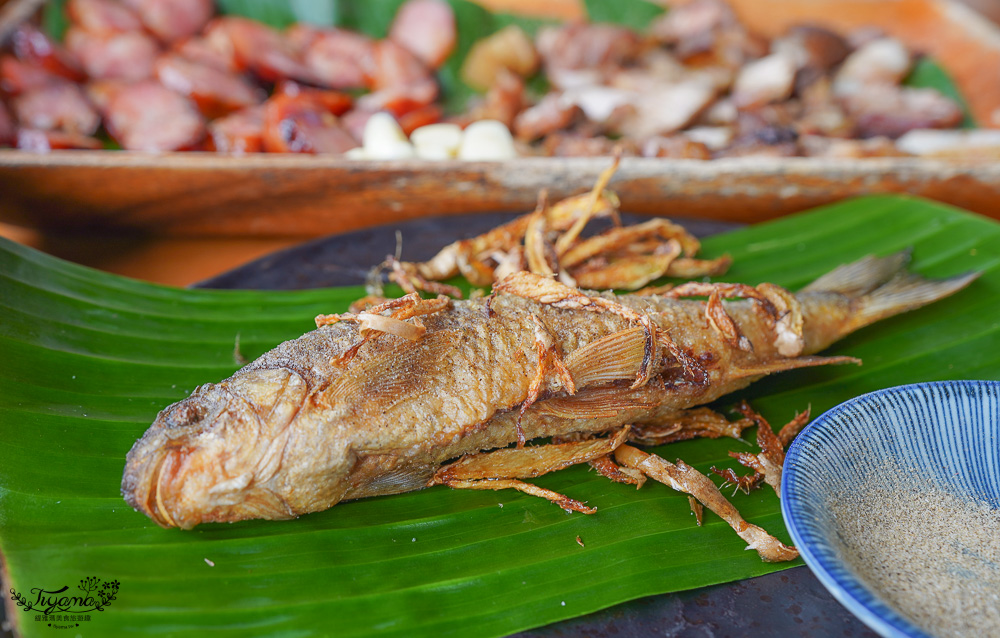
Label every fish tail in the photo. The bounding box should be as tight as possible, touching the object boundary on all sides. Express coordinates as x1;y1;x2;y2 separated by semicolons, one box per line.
805;250;980;334
801;250;913;297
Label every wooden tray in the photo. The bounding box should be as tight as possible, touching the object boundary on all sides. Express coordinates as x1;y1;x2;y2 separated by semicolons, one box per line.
4;0;1000;239
3;151;1000;237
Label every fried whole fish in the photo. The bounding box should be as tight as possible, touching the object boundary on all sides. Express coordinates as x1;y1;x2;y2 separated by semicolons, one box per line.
122;252;976;537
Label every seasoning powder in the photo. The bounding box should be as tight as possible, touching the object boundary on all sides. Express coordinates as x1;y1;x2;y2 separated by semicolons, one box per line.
829;473;1000;638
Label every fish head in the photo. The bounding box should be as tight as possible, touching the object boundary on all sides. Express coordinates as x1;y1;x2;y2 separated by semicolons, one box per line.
122;367;309;529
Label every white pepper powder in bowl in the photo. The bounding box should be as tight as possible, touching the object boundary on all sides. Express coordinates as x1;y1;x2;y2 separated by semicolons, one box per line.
829;464;1000;637
782;380;1000;638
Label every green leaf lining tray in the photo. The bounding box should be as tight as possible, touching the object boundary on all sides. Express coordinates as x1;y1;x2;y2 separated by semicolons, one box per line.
2;194;999;637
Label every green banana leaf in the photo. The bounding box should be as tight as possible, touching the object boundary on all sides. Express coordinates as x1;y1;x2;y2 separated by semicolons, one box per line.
2;195;999;637
904;57;977;128
582;0;665;29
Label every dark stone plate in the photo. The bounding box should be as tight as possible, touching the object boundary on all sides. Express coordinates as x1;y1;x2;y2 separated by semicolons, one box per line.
195;213;876;638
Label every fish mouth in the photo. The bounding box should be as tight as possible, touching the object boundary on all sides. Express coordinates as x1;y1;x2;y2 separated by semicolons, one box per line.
147;450;180;528
122;444;187;529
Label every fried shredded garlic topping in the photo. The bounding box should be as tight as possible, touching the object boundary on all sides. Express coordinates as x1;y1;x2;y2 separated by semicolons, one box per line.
376;157;731;299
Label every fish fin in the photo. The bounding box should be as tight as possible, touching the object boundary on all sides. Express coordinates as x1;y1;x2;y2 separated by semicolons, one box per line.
730;355;861;379
435;478;597;514
320;329;455;410
495;271;676;388
431;427;629;483
342;454;436;500
564;327;647;388
844;269;981;334
536;386;658;419
630;407;753;445
801;250;912;296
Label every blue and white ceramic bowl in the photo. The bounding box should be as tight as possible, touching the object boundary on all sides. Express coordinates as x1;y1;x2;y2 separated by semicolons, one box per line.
781;380;1000;638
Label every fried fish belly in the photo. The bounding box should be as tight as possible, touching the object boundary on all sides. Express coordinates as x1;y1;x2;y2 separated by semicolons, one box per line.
122;252;976;530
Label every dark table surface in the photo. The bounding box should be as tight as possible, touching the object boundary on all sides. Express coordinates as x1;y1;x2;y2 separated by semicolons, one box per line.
193;212;877;638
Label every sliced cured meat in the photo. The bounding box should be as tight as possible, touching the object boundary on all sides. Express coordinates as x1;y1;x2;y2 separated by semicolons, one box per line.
155;54;264;118
397;104;442;135
208;17;317;84
65;27;160;81
105;80;206;151
650;0;764;67
340;108;374;144
261;93;357;154
469;69;527;128
303;28;374;89
795;79;852;137
536;23;642;74
650;0;735;53
208;105;264;154
0;56;66;95
843;85;963;138
12;82;100;135
85;79;127;114
733;103;800;138
388;0;456;69
16;128;103;151
11;25;86;81
731;53;796;108
284;24;322;52
612;81;717;139
67;0;144;35
560;84;633;123
367;39;433;91
274;81;353;115
357;40;437;117
721;105;800;156
833;38;911;96
172;35;237;72
513;93;580;142
356;79;438;118
122;0;214;43
771;26;850;74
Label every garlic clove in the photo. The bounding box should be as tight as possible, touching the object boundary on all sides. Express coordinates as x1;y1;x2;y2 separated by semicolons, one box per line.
457;119;517;160
362;111;415;158
410;122;463;159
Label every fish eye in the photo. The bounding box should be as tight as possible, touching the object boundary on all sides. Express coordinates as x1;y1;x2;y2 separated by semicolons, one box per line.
164;403;204;428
